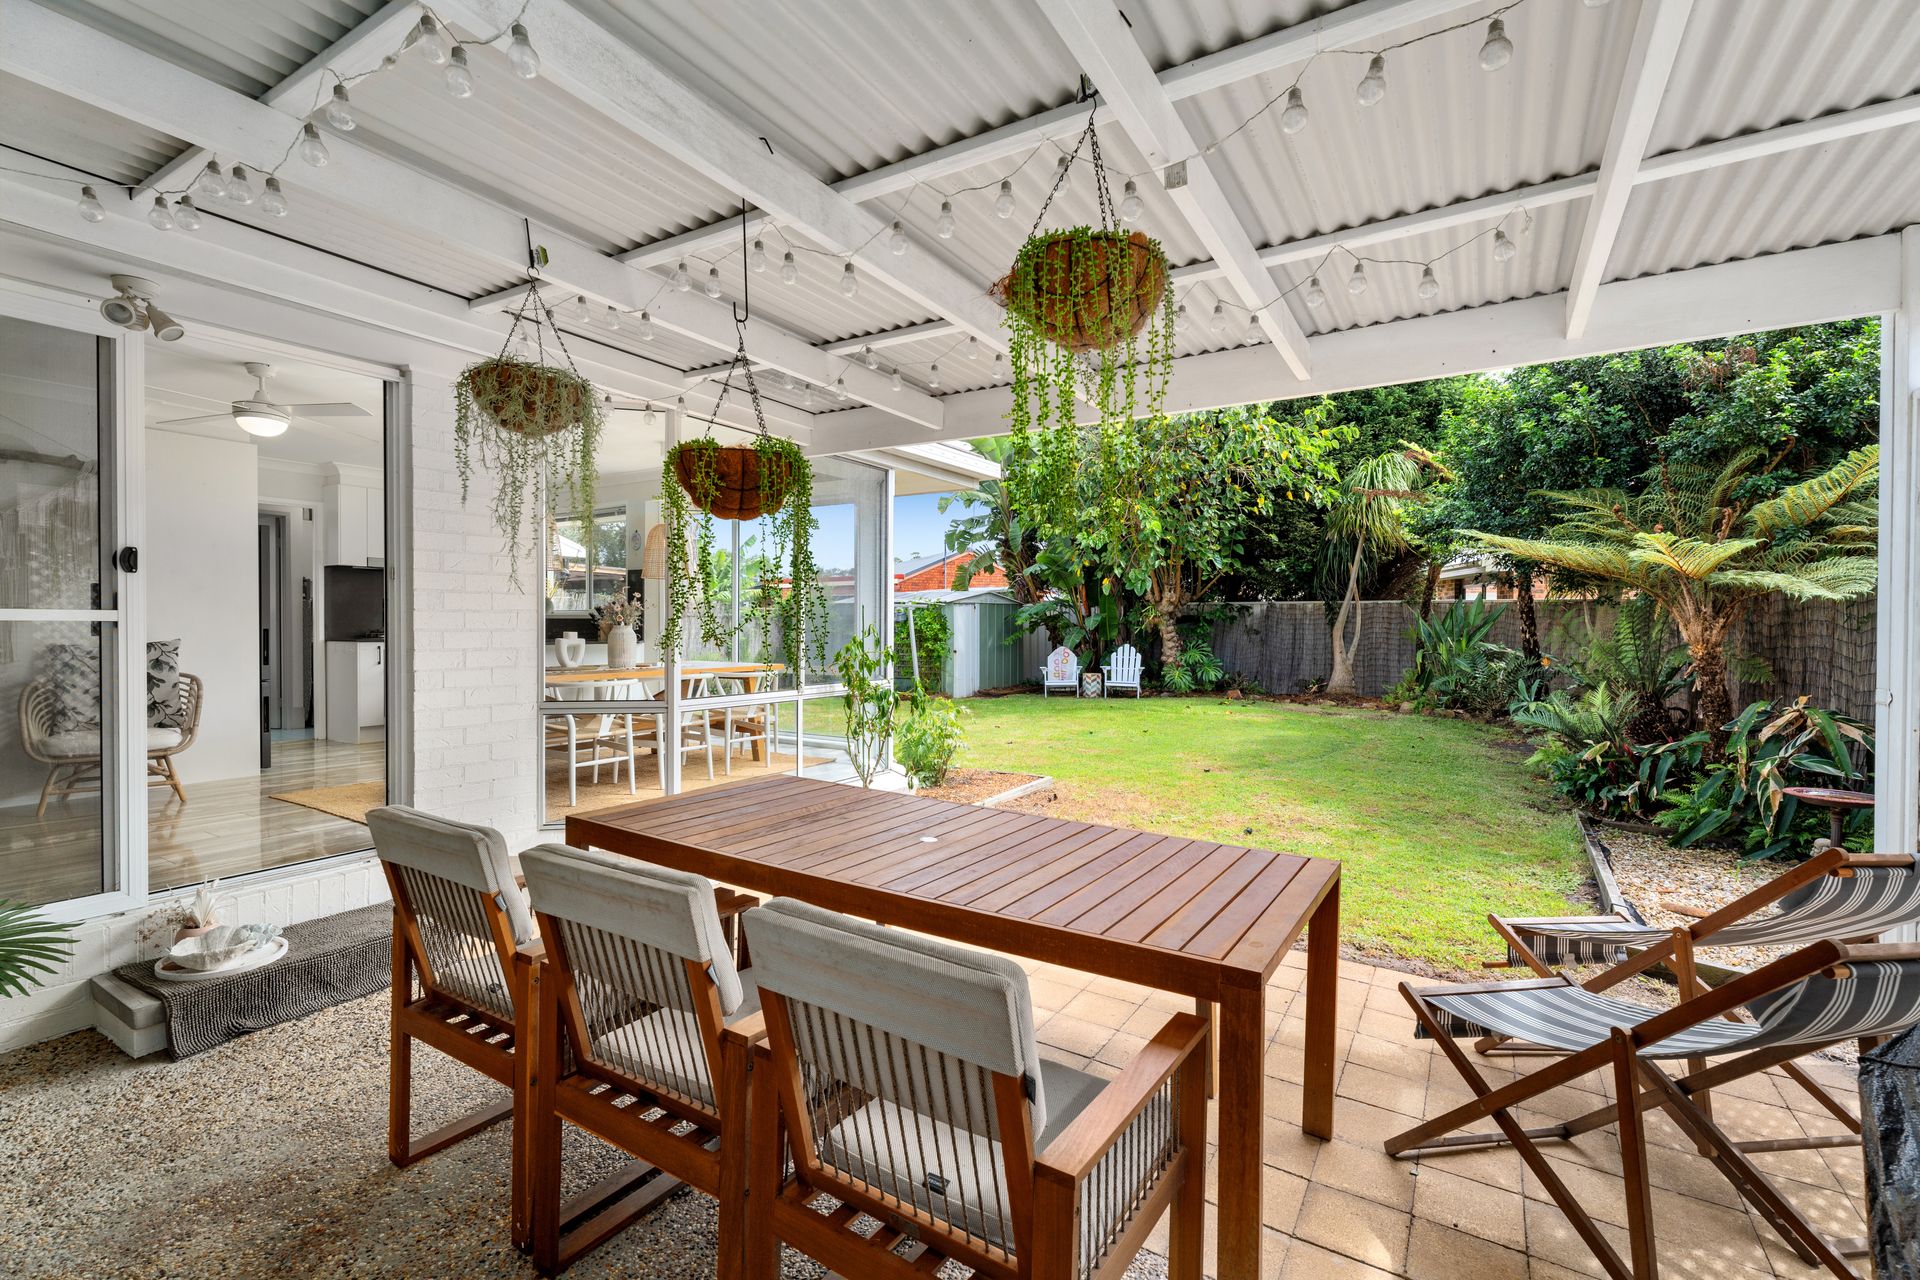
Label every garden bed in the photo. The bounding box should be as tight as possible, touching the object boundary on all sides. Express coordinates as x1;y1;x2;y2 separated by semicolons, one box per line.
917;768;1048;806
1602;827;1798;973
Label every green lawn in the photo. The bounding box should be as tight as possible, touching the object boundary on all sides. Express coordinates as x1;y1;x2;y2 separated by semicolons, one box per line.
954;695;1584;974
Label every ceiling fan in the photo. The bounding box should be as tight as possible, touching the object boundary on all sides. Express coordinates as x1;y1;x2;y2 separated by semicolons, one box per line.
155;362;372;438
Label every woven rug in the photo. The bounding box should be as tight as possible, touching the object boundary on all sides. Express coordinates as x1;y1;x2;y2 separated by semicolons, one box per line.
269;780;385;823
111;903;391;1059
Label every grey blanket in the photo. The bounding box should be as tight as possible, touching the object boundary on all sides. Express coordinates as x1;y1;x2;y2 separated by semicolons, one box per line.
112;904;392;1059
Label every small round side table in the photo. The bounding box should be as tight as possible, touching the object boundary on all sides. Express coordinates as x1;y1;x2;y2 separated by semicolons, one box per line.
1780;785;1875;851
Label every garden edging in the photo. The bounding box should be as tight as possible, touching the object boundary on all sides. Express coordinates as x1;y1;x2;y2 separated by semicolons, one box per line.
1575;814;1744;986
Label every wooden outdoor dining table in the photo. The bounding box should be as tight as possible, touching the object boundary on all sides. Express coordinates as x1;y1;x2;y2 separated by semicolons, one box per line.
565;773;1341;1280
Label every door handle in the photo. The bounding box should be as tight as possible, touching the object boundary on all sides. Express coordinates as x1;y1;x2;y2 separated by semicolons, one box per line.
114;546;138;574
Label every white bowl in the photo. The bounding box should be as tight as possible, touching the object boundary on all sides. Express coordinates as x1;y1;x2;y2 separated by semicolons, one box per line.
167;923;281;972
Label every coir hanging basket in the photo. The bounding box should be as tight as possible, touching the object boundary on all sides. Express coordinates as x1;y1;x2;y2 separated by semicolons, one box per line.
459;358;596;438
673;442;793;521
992;229;1169;354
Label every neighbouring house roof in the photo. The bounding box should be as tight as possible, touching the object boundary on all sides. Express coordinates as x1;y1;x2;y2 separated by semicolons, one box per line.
894;547;1008;593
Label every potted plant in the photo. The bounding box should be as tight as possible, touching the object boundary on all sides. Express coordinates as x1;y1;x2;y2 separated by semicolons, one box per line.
453;284;605;584
595;591;644;668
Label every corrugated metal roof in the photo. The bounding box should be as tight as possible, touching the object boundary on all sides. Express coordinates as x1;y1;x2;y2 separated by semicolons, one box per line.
1118;0;1362;68
676;226;937;346
1607;124;1920;282
0;72;186;184
42;0;387;98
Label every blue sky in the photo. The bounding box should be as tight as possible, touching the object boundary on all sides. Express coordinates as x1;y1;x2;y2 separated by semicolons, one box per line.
893;491;982;564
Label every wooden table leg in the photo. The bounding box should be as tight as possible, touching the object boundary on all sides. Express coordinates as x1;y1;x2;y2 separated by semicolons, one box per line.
1216;986;1265;1280
1303;876;1340;1139
1194;998;1218;1099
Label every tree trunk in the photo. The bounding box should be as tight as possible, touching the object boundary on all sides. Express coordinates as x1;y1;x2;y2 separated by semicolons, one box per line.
1418;560;1441;623
1688;627;1735;748
1326;539;1366;695
1514;566;1541;662
1155;606;1183;669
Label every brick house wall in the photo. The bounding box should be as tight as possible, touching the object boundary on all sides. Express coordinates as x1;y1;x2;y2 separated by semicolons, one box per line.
896;551;1008;593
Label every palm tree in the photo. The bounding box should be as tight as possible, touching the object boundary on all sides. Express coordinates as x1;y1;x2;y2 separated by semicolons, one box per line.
1323;444;1451;695
940;437;1043;606
1468;445;1878;740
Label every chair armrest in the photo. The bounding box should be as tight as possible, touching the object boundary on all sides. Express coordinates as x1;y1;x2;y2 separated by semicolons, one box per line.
1035;1012;1207;1184
515;939;546;964
1842;852;1916;869
721;1010;767;1048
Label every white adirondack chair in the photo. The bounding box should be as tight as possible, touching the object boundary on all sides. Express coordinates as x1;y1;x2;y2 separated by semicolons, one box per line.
1040;645;1080;697
1103;643;1144;697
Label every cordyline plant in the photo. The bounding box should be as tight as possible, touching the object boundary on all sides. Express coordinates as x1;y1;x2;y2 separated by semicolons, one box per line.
1468;444;1879;744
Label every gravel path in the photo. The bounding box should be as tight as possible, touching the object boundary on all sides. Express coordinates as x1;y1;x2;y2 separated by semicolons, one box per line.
1602;827;1801;972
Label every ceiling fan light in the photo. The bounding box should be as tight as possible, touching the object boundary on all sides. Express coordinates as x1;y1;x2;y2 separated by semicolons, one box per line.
234;406;290;436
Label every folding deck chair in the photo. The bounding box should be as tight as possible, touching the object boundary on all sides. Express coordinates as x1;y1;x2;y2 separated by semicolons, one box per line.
1487;845;1918;1124
1388;939;1920;1280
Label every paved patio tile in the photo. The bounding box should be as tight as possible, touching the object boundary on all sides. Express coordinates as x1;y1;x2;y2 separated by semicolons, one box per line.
1297;1184;1413;1273
1413;1164;1528;1251
1403;1220;1531;1280
1309;1136;1418;1210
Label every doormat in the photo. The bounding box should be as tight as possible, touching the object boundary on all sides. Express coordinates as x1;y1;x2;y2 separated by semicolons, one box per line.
270;780;385;824
110;903;391;1059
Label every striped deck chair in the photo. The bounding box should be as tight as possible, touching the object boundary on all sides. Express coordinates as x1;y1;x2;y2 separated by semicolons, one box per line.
1388;940;1920;1280
1488;846;1918;1122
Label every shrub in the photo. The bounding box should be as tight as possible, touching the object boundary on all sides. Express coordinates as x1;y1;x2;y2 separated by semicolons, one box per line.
893;602;950;690
1160;633;1226;694
834;624;894;788
896;690;966;789
1514;684;1706;820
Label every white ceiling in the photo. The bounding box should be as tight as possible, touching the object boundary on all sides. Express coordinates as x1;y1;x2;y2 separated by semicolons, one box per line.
144;337;384;468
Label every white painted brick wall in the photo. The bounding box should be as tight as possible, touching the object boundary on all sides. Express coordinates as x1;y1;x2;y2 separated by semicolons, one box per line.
0;371;543;1053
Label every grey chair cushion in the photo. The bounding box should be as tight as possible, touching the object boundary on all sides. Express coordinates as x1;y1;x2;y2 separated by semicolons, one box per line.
590;973;763;1104
366;805;534;945
745;897;1048;1133
519;843;746;1015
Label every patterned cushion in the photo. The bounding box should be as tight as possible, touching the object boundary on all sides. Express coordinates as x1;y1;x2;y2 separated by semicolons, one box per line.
41;643;101;734
146;638;184;727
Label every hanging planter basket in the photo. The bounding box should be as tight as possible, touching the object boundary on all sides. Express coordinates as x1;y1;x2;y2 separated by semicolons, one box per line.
672;440;794;521
458;358;598;438
992;228;1169;354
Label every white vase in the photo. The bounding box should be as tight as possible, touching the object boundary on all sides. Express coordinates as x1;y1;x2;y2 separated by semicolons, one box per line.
552;632;587;668
607;626;638;669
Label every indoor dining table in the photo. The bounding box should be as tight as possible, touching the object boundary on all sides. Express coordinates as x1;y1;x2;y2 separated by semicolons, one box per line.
566;773;1340;1280
543;663;785;761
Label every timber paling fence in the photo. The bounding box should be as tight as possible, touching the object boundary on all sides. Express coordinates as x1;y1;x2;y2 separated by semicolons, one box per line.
1203;597;1879;721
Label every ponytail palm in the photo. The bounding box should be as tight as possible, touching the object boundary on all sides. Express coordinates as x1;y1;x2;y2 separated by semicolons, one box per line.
1468;445;1878;739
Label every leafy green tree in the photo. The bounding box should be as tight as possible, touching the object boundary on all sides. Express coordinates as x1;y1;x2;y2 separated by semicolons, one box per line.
1323;444;1450;694
942;436;1044;606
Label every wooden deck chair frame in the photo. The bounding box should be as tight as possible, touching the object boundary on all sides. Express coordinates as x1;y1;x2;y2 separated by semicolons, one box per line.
382;859;539;1247
1387;939;1919;1280
1101;644;1144;698
524;906;759;1276
1485;845;1915;1132
733;995;1209;1280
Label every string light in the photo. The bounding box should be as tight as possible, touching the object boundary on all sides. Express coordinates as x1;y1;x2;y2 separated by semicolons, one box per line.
191;160;228;201
506;23;541;79
642;402;658;428
672;261;692;291
1244;316;1262;344
572;294;590;324
966;336;979;360
445;46;474;98
1417;265;1440;299
992;352;1004;379
1302;276;1327;308
780;251;798;284
324;84;356;131
605;306;622;331
172;197;203;232
1174;303;1189;331
638;310;654;340
676;395;687;418
889;220;908;255
299;123;331;167
704;267;723;299
800;383;815;408
749;238;767;272
890;370;903;392
1356;56;1387;107
415;15;452;65
147;196;175;231
1279;87;1309;135
1492;228;1517;262
261;177;288;216
861;346;878;370
1348;262;1369;294
994;179;1015;219
76;186;105;223
935;201;955;239
928;364;940;389
833;376;848;401
226;165;257;205
840;262;858;298
1119;180;1143;222
1209;302;1228;336
1479;19;1514;71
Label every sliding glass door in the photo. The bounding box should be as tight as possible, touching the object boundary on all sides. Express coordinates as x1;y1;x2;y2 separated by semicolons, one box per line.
0;313;132;912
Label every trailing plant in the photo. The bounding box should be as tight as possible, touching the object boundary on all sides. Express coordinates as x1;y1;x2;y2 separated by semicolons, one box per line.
834;624;895;788
454;284;604;585
0;900;74;998
895;689;966;790
1658;697;1874;860
892;602;951;691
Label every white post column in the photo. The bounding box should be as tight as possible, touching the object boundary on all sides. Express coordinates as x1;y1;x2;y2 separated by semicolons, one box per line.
661;406;682;796
1875;226;1920;943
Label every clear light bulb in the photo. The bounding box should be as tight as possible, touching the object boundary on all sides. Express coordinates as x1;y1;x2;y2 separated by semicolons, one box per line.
749;238;768;272
840;263;858;298
889;220;908;255
676;396;687;418
606;306;621;331
416;15;451;64
1244;316;1262;344
890;370;903;392
226;165;256;205
861;346;878;370
173;197;203;232
992;352;1004;379
1356;55;1387;107
642;403;658;428
148;196;176;231
994;179;1014;219
638;310;654;340
1279;87;1309;136
77;185;106;223
572;294;590;324
1118;179;1144;223
928;364;940;389
966;335;979;360
324;84;356;131
191;159;228;201
507;23;540;79
801;383;815;408
833;376;848;401
1209;302;1228;336
1348;262;1369;295
261;176;289;216
935;201;955;239
1303;276;1327;309
299;123;331;167
673;261;692;292
704;268;722;299
1174;303;1189;331
445;46;474;98
780;251;797;284
1492;229;1517;263
1479;19;1514;71
1417;265;1440;300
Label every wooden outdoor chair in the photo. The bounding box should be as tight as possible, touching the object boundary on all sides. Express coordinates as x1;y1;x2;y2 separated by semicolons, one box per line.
1485;845;1919;1125
1101;643;1143;697
367;805;540;1248
1389;938;1920;1280
733;897;1209;1280
518;843;762;1276
1039;645;1080;697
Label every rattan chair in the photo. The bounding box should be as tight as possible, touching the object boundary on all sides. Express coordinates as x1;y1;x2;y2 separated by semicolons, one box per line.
735;898;1209;1280
20;673;203;816
368;805;540;1247
519;843;762;1275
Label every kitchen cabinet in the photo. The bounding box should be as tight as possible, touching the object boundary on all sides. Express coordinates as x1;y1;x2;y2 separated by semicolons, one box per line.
325;640;385;744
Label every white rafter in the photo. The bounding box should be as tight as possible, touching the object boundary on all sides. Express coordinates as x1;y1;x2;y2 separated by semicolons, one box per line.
1564;0;1695;338
1035;0;1313;378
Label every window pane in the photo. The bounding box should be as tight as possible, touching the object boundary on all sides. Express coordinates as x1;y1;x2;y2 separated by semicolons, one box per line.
0;316;103;611
0;621;116;904
547;507;628;616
